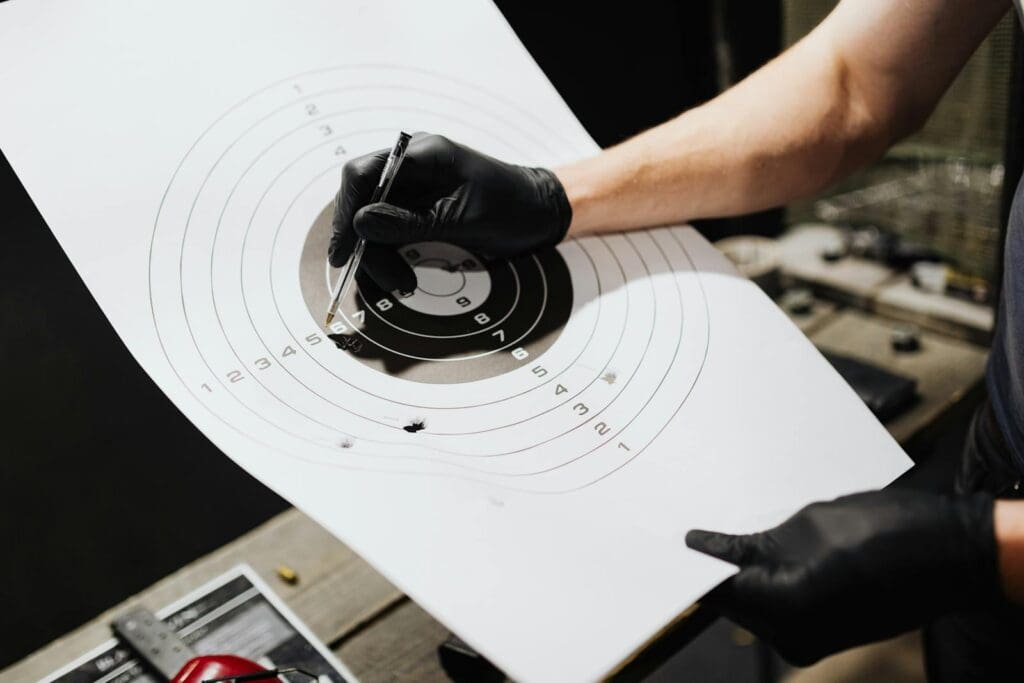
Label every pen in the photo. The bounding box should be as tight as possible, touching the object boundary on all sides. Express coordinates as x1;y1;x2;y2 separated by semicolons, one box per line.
325;131;412;326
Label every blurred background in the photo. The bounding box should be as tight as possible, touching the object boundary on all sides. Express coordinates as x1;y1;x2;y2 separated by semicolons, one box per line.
1;1;1019;681
784;1;1017;287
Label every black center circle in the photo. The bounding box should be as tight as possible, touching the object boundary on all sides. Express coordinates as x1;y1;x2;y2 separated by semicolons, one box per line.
299;203;573;383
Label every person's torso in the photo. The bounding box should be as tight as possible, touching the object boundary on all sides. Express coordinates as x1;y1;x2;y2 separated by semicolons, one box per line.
987;185;1024;471
988;0;1024;470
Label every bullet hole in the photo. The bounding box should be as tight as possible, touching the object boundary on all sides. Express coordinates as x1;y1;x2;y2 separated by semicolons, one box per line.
601;371;617;385
339;439;353;449
403;419;426;433
328;333;363;353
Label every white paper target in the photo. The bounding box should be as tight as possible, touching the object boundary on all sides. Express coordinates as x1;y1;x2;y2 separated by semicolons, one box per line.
147;66;710;494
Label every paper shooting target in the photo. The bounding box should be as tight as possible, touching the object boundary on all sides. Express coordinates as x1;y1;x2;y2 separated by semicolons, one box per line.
148;65;710;493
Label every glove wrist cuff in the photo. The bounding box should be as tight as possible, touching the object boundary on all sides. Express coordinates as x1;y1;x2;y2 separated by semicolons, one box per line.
531;166;573;246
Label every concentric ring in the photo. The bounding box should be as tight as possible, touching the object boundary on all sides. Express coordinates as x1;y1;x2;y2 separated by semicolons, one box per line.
148;64;710;493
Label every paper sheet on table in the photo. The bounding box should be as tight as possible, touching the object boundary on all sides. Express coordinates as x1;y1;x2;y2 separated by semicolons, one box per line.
0;2;912;681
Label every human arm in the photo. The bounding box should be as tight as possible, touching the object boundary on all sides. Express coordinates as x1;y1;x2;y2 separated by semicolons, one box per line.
330;0;1008;289
559;0;1011;235
995;499;1024;603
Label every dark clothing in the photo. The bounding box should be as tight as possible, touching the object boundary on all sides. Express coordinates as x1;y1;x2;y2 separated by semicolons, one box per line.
998;0;1024;473
988;170;1024;472
924;402;1024;682
954;402;1020;498
929;9;1024;677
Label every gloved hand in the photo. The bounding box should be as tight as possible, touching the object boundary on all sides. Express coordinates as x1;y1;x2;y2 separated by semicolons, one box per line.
686;489;999;666
329;133;572;293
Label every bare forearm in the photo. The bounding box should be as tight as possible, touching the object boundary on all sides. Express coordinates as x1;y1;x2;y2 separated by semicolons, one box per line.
558;0;1009;237
996;500;1024;604
559;38;883;234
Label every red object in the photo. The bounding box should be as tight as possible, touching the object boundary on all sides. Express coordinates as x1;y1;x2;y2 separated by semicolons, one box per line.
171;655;267;683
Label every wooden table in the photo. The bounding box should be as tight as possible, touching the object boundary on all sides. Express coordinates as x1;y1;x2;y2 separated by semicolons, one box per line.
1;299;991;683
2;510;451;683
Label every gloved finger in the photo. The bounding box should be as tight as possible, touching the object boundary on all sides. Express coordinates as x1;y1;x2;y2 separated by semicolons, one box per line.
329;197;356;268
702;567;777;645
699;577;737;611
398;132;461;185
353;202;439;244
330;151;389;267
360;243;417;295
354;268;382;301
685;529;762;566
367;132;462;208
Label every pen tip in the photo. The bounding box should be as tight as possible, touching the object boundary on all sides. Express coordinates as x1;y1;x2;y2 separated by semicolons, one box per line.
325;312;334;326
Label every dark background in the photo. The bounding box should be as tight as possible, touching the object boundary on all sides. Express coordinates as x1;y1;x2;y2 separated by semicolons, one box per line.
0;1;781;669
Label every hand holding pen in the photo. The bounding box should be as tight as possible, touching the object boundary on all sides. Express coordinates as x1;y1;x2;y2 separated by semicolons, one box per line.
327;132;572;305
325;131;412;325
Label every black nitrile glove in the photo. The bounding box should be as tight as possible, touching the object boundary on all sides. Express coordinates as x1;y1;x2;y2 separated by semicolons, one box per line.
686;489;999;666
329;133;572;293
